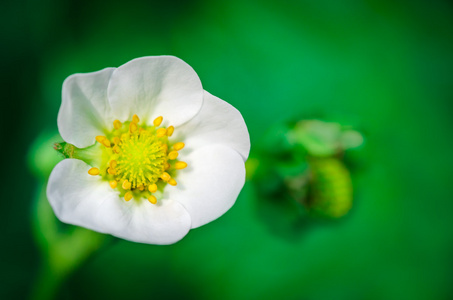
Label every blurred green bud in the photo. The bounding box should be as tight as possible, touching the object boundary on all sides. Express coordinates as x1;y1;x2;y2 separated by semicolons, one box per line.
28;130;64;179
251;118;363;221
305;157;353;218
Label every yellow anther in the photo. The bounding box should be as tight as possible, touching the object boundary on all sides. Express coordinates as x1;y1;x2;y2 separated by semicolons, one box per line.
132;114;140;124
124;192;133;202
88;167;100;176
168;151;179;160
153;116;163;126
167;126;174;137
110;160;117;169
113;145;121;153
165;162;170;170
129;122;138;133
103;139;111;148
161;172;171;182
168;178;177;186
162;144;168;152
107;167;116;175
173;142;185;151
109;180;117;189
148;183;158;193
113;120;122;129
175;161;188;170
122;180;131;190
156;128;167;137
96;136;111;147
138;185;145;191
148;195;157;204
112;137;120;145
96;135;110;148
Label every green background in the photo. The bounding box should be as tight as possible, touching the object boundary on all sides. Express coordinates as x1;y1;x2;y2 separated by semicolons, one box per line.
2;0;453;299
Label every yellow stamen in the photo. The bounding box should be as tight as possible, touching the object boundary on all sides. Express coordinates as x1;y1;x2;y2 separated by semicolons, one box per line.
113;120;122;129
167;126;174;137
168;151;179;160
175;161;188;170
153;116;163;126
109;180;117;189
112;137;121;145
129;122;138;133
113;145;120;153
88;167;100;175
132;114;140;124
107;167;116;175
148;195;157;204
122;180;131;190
124;192;133;201
96;136;111;148
138;185;145;191
165;162;170;170
161;172;171;182
156;128;167;137
173;142;185;151
168;178;177;186
110;160;117;169
148;183;158;193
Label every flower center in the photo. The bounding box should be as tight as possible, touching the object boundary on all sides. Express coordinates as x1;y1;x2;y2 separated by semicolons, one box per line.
116;131;166;188
88;115;187;204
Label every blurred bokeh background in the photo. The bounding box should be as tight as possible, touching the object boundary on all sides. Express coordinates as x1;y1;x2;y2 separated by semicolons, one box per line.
2;0;453;299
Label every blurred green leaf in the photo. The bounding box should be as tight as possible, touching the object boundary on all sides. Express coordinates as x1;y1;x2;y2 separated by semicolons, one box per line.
31;182;110;300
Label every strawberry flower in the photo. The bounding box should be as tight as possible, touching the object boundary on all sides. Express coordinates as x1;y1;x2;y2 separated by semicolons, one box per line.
47;56;250;244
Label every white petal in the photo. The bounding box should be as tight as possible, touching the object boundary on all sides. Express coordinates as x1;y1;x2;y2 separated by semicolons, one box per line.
47;159;192;245
108;56;203;127
58;68;115;148
165;145;246;229
173;91;250;161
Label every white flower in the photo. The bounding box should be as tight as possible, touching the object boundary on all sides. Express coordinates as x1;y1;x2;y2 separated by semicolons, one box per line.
47;56;250;244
